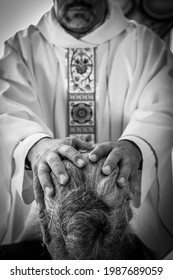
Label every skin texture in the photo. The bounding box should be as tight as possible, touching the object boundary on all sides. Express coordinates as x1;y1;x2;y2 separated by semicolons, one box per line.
89;140;142;197
27;0;142;205
28;136;142;204
28;136;93;196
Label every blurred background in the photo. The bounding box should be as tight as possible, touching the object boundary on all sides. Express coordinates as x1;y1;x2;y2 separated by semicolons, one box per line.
0;0;52;57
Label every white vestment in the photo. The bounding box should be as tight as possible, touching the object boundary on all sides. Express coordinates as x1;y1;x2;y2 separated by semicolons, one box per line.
0;1;173;259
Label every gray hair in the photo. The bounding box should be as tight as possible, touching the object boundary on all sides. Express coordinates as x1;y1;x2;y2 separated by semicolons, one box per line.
35;155;134;259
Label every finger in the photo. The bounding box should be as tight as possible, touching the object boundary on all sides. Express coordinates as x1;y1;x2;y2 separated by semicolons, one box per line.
89;144;112;162
79;134;92;142
101;147;122;175
37;162;55;197
117;159;132;187
58;145;88;167
46;152;69;185
33;175;44;207
71;137;94;151
33;175;46;220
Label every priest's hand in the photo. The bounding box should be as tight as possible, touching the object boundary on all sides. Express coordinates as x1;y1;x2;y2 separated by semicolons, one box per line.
27;137;93;197
89;140;142;198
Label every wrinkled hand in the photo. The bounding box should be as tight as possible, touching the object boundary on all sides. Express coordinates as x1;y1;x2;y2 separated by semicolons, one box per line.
27;136;93;197
89;140;142;194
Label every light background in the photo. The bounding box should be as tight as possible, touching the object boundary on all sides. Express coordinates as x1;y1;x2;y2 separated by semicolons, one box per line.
0;0;53;57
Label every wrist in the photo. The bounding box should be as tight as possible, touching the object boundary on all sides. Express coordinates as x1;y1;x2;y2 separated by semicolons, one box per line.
27;137;51;167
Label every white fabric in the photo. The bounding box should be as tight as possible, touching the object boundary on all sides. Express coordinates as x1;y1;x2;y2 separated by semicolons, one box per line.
0;0;173;258
170;29;173;52
119;135;156;202
3;133;51;243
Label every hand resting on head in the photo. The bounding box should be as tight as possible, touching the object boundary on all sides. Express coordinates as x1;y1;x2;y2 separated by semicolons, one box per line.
33;153;139;260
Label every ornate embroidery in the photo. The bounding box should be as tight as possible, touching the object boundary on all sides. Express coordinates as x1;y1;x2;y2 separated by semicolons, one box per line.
67;48;96;143
71;103;93;124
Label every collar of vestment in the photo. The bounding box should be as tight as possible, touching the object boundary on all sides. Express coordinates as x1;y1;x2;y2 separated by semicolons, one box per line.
37;0;129;48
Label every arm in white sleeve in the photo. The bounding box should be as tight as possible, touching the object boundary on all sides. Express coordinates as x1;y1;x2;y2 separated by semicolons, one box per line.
118;26;173;205
12;133;52;199
118;135;156;202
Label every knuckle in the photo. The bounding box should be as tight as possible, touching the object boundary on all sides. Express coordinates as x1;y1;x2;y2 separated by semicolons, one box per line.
58;144;72;155
71;136;78;144
117;142;126;151
99;143;108;150
112;148;121;157
120;171;130;180
40;181;48;191
110;149;121;160
38;164;48;177
55;141;64;149
123;161;132;169
38;168;45;176
121;166;131;176
93;143;104;151
39;176;50;188
92;144;109;156
104;158;114;167
54;168;66;179
80;134;90;142
46;153;57;165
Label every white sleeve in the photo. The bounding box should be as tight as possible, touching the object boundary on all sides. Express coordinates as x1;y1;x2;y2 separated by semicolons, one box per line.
12;133;52;197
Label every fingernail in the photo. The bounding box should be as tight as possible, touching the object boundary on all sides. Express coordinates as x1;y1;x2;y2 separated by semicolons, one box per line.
77;159;85;167
45;187;51;196
89;154;97;162
60;174;68;185
102;165;111;175
119;177;125;184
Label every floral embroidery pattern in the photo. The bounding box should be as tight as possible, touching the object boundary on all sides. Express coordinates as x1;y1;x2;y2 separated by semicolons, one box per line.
69;48;95;93
67;48;96;143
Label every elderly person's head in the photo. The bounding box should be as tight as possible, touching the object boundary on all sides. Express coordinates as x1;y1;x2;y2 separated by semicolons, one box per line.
53;0;108;37
34;154;134;260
